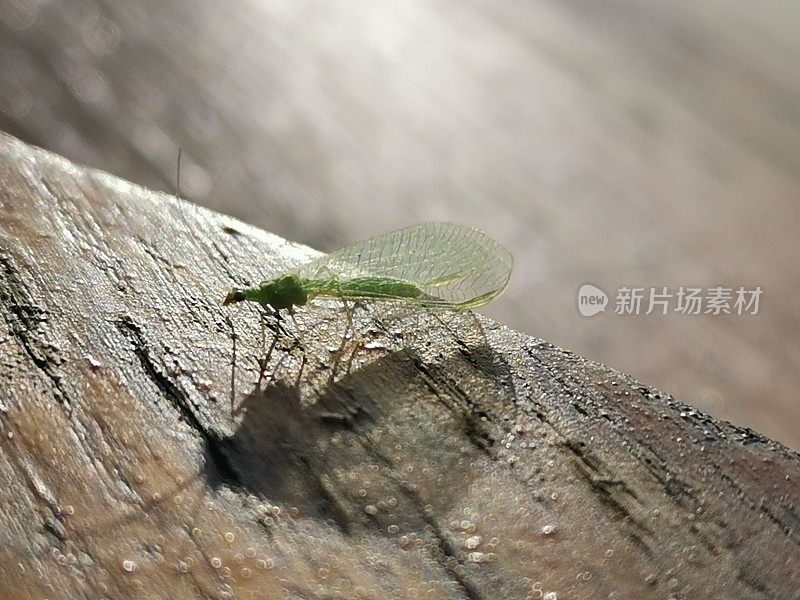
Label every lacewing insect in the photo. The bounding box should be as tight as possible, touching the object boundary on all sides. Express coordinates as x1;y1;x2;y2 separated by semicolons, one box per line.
223;222;513;313
223;222;513;401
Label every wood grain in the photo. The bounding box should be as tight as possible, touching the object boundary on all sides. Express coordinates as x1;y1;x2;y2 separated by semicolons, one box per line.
1;133;798;599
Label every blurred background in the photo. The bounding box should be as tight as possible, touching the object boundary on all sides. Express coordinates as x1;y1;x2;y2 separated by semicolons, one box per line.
1;0;798;449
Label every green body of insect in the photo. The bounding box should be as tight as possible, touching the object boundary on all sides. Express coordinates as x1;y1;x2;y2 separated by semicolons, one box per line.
223;274;422;311
223;222;512;313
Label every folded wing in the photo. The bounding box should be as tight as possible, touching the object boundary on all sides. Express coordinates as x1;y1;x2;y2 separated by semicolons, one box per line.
293;222;512;309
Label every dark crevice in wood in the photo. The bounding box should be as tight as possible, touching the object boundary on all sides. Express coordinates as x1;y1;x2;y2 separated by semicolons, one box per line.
734;559;777;599
718;470;800;546
562;438;656;560
209;239;242;288
411;359;497;461
5;441;68;548
521;344;598;422
302;456;354;537
634;443;700;512
115;315;243;491
361;437;486;600
43;517;68;543
0;251;70;409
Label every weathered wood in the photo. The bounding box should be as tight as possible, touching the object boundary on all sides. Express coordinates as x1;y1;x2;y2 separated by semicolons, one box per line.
0;132;798;599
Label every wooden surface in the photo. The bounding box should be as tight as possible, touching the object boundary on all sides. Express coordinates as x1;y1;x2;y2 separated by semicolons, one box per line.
0;0;799;452
1;134;799;599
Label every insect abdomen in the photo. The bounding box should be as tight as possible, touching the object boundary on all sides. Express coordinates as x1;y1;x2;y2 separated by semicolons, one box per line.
332;277;422;299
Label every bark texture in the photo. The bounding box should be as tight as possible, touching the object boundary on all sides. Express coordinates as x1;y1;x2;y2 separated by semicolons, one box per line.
0;132;798;599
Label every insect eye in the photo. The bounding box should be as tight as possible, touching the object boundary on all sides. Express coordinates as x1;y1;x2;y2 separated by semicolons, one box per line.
222;289;246;305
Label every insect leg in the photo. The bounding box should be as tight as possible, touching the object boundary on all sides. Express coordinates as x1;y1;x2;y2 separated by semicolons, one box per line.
326;273;354;352
289;312;309;387
316;266;355;352
337;296;356;352
225;314;237;415
288;307;308;377
225;302;248;416
256;307;282;386
287;308;306;350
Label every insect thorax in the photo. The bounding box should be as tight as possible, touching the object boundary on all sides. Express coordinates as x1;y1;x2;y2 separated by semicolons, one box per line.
252;275;309;310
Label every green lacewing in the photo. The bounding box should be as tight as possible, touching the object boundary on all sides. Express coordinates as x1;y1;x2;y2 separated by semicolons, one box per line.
223;222;513;313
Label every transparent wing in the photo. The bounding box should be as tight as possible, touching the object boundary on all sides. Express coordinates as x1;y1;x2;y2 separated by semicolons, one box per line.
293;222;513;309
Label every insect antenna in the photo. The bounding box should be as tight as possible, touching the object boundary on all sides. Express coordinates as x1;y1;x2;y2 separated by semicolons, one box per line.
176;147;183;200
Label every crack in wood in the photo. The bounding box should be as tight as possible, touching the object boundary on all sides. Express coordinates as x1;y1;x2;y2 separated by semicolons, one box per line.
360;436;486;600
718;470;800;546
0;251;70;408
562;438;655;560
114;315;244;491
408;356;497;460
